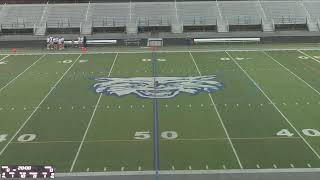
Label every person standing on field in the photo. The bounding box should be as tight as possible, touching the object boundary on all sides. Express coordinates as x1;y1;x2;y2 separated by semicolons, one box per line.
47;36;50;50
83;36;87;48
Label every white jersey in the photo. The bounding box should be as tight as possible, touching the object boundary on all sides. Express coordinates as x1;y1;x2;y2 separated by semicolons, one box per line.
54;38;58;44
78;37;82;44
50;37;54;44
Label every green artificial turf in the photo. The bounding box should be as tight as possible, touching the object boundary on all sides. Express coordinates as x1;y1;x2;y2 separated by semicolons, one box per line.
0;48;320;172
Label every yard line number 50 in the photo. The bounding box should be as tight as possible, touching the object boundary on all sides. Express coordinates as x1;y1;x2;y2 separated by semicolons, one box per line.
277;129;320;137
134;131;178;140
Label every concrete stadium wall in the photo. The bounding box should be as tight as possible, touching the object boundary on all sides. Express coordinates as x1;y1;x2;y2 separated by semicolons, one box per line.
0;32;320;48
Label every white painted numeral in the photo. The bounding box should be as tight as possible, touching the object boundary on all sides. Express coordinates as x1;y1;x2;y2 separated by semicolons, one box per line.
62;60;73;64
277;129;320;137
235;57;245;60
276;129;294;137
161;131;178;139
302;129;320;137
298;56;309;60
220;57;252;61
17;134;36;142
134;131;151;140
220;57;230;61
0;134;8;142
142;59;166;62
134;131;178;140
298;56;320;59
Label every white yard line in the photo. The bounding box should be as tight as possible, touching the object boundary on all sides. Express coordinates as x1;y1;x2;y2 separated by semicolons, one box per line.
0;54;81;157
57;168;320;177
70;53;119;172
297;50;320;63
263;51;320;96
188;51;243;169
0;54;10;62
0;54;46;93
225;51;320;160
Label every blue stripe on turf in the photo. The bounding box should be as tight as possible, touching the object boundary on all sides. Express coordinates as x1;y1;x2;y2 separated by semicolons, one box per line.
152;48;160;180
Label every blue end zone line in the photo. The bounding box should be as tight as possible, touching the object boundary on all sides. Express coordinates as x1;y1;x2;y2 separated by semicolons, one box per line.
152;48;160;180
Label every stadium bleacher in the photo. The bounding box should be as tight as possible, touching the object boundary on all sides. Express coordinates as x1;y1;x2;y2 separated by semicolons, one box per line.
91;3;129;27
177;1;218;26
46;4;87;28
219;1;262;25
303;1;320;21
0;1;320;35
0;4;45;29
133;2;176;27
261;1;306;25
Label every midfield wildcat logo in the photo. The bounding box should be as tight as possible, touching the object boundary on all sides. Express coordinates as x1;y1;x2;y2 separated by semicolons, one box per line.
92;76;224;99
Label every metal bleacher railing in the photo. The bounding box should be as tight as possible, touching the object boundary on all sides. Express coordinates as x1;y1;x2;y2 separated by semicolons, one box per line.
261;1;307;24
91;2;128;27
0;0;319;35
219;1;262;25
1;4;45;29
177;1;218;26
133;2;176;26
303;1;320;21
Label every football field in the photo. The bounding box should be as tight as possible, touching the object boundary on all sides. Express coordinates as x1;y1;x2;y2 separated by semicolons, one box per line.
1;49;320;174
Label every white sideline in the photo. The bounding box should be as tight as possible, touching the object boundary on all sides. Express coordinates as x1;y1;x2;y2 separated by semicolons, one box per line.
0;54;46;93
225;51;320;160
57;168;320;177
0;48;319;56
70;53;119;172
188;51;243;169
0;54;82;157
263;51;320;96
297;50;320;63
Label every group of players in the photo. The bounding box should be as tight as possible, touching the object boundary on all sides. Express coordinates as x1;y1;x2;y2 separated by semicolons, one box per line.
47;36;64;50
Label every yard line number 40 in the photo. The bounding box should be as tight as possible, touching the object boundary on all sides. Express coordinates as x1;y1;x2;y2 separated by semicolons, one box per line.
0;134;36;142
134;131;178;140
277;129;320;137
